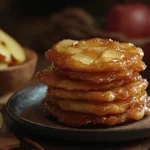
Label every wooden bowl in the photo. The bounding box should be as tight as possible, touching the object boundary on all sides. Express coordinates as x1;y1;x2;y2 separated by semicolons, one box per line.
0;48;38;94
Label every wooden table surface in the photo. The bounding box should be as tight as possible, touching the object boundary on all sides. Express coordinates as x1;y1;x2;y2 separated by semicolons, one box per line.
3;109;150;150
1;54;150;150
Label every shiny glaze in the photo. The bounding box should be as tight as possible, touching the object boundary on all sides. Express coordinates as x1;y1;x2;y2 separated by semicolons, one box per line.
42;98;150;127
46;38;145;72
49;92;147;116
48;79;148;102
37;67;142;91
37;38;149;127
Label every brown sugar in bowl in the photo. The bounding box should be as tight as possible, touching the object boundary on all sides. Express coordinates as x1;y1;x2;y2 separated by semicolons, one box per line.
0;48;38;94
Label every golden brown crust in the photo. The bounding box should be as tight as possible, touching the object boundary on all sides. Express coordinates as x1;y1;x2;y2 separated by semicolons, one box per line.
59;68;140;83
45;38;145;72
49;92;147;116
37;67;142;91
42;98;149;127
48;79;148;102
38;38;149;127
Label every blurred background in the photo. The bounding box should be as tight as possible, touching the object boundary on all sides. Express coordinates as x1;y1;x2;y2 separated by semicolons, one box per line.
0;0;149;49
1;0;150;76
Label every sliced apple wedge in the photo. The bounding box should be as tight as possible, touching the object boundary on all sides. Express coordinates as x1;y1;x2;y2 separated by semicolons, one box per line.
56;39;76;53
72;54;94;64
0;29;26;64
0;42;11;63
100;49;124;62
0;112;3;129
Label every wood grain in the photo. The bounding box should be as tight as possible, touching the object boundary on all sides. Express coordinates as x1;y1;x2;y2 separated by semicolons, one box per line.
0;122;20;149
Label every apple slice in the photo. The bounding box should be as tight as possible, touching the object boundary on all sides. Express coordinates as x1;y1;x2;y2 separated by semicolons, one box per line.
0;112;3;129
0;29;26;64
100;50;124;62
56;39;76;53
72;54;94;64
0;42;11;63
67;47;83;54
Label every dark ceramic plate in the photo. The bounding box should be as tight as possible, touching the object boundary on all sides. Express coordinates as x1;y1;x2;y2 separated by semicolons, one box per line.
6;84;150;142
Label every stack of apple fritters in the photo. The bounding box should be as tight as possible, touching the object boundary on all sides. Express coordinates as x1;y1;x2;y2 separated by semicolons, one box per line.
37;38;150;127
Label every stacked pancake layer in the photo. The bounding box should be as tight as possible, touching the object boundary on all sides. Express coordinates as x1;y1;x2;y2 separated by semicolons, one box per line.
37;38;150;127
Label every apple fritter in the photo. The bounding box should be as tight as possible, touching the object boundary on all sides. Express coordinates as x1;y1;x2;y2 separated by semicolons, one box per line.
38;37;150;127
46;38;145;72
59;68;140;83
43;98;149;127
49;92;147;116
48;79;148;102
37;67;142;91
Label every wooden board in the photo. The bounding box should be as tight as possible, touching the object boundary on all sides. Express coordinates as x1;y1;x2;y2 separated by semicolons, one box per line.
0;92;20;150
0;122;20;149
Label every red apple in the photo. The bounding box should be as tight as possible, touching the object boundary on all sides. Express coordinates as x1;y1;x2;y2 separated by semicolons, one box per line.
106;3;150;38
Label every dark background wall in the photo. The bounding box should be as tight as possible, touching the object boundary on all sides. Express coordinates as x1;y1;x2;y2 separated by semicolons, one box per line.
13;0;150;17
0;0;150;52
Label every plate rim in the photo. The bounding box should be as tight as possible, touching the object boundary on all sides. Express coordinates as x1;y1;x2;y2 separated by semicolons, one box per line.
6;83;150;134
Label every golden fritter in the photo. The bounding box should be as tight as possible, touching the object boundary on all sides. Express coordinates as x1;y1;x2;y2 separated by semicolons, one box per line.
59;68;140;83
48;79;148;102
43;98;150;127
38;37;149;127
46;38;145;72
37;67;142;91
49;92;146;116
